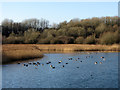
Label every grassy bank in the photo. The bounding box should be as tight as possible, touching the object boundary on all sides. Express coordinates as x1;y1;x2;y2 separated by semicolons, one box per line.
2;44;119;64
2;45;44;64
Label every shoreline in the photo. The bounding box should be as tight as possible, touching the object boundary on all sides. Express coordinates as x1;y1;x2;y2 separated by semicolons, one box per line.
2;44;120;64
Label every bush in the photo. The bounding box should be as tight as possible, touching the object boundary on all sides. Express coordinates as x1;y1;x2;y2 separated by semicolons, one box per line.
113;30;120;43
4;36;24;44
3;32;24;44
67;27;86;38
37;38;51;44
50;38;64;44
74;37;84;44
50;36;74;44
24;29;40;44
100;32;116;44
95;23;107;38
84;35;95;44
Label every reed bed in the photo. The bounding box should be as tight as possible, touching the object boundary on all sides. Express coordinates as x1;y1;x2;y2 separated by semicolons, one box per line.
2;44;119;64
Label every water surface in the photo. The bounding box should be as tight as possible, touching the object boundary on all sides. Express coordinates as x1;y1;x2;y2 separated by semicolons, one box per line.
2;52;118;88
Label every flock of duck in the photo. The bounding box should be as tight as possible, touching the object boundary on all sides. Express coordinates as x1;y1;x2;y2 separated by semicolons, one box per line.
17;54;106;69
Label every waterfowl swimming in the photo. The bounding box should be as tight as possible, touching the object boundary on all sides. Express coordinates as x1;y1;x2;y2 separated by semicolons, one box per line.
62;65;64;67
78;58;80;59
46;62;49;64
66;63;68;64
35;64;38;66
48;61;51;63
101;57;104;58
18;62;20;64
46;61;51;64
68;58;72;60
37;62;40;64
23;64;26;66
77;67;79;68
80;61;82;62
28;62;32;65
33;63;36;65
95;62;97;64
26;64;28;67
37;62;40;65
58;61;62;63
50;65;53;68
52;66;55;69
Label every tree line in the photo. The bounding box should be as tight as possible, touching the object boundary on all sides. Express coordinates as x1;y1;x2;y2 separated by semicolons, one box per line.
2;16;120;45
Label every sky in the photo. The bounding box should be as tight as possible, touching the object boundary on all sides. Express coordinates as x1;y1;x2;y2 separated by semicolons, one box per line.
1;2;118;24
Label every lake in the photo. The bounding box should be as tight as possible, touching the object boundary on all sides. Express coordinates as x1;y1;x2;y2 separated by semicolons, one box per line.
2;52;118;88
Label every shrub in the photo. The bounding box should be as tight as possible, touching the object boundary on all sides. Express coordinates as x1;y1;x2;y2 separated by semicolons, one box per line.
84;35;95;44
74;37;84;44
95;23;107;38
4;36;24;44
50;36;74;44
99;32;116;45
24;28;40;44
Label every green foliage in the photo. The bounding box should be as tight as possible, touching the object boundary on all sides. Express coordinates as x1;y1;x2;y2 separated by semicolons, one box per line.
95;23;107;38
99;31;119;45
24;28;40;44
67;27;86;37
2;16;119;45
3;36;24;44
50;36;74;44
84;35;95;44
75;37;84;44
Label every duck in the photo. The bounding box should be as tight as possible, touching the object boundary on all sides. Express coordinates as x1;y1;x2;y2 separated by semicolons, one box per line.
37;62;40;65
62;65;64;67
18;62;20;64
35;64;38;66
48;61;51;63
28;62;32;65
26;64;28;67
58;61;62;63
66;63;68;64
101;57;104;59
68;58;72;60
50;65;53;68
52;66;55;69
33;63;36;65
95;62;97;64
37;62;40;64
23;64;26;66
46;62;49;64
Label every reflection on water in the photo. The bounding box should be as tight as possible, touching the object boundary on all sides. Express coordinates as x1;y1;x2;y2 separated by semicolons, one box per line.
2;52;118;88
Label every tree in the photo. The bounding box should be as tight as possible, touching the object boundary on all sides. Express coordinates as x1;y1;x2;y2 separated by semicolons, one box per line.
75;37;84;44
84;35;95;44
24;28;40;44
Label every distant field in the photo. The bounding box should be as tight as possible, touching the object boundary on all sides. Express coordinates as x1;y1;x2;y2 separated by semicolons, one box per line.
2;44;120;64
